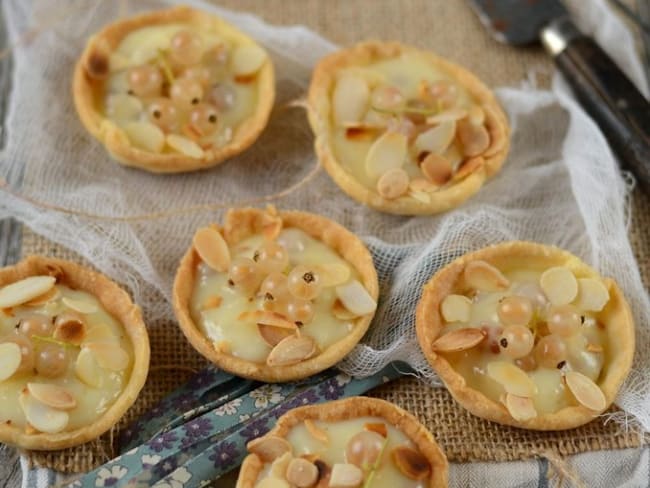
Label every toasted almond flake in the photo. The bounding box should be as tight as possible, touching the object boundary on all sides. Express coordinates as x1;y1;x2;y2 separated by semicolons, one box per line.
409;178;439;193
53;313;86;345
573;278;610;312
365;131;408;179
464;260;510;292
586;343;604;353
83;324;118;345
377;168;409;199
193;226;231;272
409;190;431;203
241;310;297;330
270;451;293;478
444;144;464;170
329;463;363;488
267;335;317;366
483;105;507;157
313;263;351;287
75;347;103;388
257;479;290;488
258;324;296;347
247;435;292;462
420;153;452;185
425;107;468;125
452;156;484;182
414;121;456;155
86;342;129;371
391;446;431;481
540;266;578;306
62;296;98;314
305;419;329;444
364;422;387;437
565;371;606;410
432;328;485;352
332;299;358;320
24;287;60;307
487;361;538;397
27;383;76;410
467;105;485;126
106;93;143;124
19;391;69;434
504;393;537;421
202;295;223;310
457;119;490;157
213;340;231;354
1;307;13;317
333;75;369;125
440;294;472;323
0;343;22;382
335;280;377;317
231;44;267;77
166;134;205;158
345;126;381;141
123;121;165;152
0;276;56;309
286;457;319;487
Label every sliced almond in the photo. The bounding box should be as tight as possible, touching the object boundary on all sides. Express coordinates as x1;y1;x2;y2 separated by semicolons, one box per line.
83;323;118;345
414;121;456;155
193;226;231;272
0;342;22;382
27;383;76;410
258;324;296;347
332;299;358;320
75;347;103;388
333;75;369;125
345;126;381;141
313;263;351;287
432;328;485;352
286;457;319;488
62;296;98;315
53;313;86;345
377;168;409;199
440;294;472;323
467;106;485;126
483;105;507;157
267;335;316;366
304;419;329;443
335;280;377;317
463;260;510;292
487;361;538;397
540;266;578;306
166;134;205;158
457;119;490;157
420;153;452;186
202;295;223;310
270;451;293;478
247;435;292;462
106;93;143;124
123;121;165;153
241;310;297;330
370;85;405;111
391;446;431;481
231;44;267;77
573;278;609;312
329;463;363;488
504;393;537;421
425;107;468;125
0;276;56;308
452;156;484;182
364;422;387;438
565;371;606;411
19;391;69;434
24;287;60;307
586;343;604;353
86;342;130;371
365;131;408;180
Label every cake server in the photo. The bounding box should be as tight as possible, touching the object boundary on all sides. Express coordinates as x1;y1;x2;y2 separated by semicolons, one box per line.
469;0;650;192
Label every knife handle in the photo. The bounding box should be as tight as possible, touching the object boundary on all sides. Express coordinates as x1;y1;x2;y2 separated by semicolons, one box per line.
543;19;650;193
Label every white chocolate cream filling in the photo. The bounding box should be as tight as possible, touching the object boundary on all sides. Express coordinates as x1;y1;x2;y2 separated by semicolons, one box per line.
0;283;132;433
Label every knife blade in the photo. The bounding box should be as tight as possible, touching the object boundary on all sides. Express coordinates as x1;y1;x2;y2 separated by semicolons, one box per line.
469;0;650;193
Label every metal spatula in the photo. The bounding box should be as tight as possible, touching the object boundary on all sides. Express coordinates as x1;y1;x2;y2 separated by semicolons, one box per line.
469;0;650;193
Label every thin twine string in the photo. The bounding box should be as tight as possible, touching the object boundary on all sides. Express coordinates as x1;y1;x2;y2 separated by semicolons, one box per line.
533;449;587;488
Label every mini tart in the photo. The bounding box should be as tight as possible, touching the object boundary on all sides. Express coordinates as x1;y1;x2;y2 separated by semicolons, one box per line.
237;397;448;488
415;241;635;430
73;6;275;173
0;256;149;450
173;207;379;382
307;41;510;215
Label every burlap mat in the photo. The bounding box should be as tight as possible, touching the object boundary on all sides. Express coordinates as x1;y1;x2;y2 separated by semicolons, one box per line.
14;0;649;473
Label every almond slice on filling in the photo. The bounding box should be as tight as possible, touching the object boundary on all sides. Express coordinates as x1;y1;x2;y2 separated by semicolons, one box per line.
365;131;408;180
391;445;431;481
457;119;490;157
193;226;231;272
540;266;578;306
335;280;377;317
463;260;510;292
332;74;370;126
75;347;103;388
247;435;292;462
377;168;410;199
0;342;22;382
53;313;87;345
440;294;472;323
304;419;329;444
425;107;468;125
231;44;267;77
432;328;485;352
86;342;130;372
420;153;452;186
364;422;387;437
413;121;456;155
62;296;98;314
573;278;609;312
257;324;296;347
266;335;316;366
27;383;77;410
24;287;60;307
487;361;538;397
242;310;297;330
166;134;205;158
0;276;56;309
332;299;358;320
123;121;165;153
19;391;69;434
286;457;319;488
565;371;607;411
329;463;363;488
313;263;351;287
503;393;537;421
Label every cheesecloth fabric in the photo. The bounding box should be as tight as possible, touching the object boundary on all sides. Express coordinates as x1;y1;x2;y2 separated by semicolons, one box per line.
0;0;649;434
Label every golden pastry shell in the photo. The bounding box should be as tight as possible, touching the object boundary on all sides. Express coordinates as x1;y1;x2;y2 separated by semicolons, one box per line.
415;241;635;430
307;40;510;215
173;207;379;382
0;255;150;450
73;5;275;173
236;396;449;487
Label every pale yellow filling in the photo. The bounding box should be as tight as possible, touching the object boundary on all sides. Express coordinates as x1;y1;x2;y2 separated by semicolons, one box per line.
0;286;132;430
190;229;360;363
